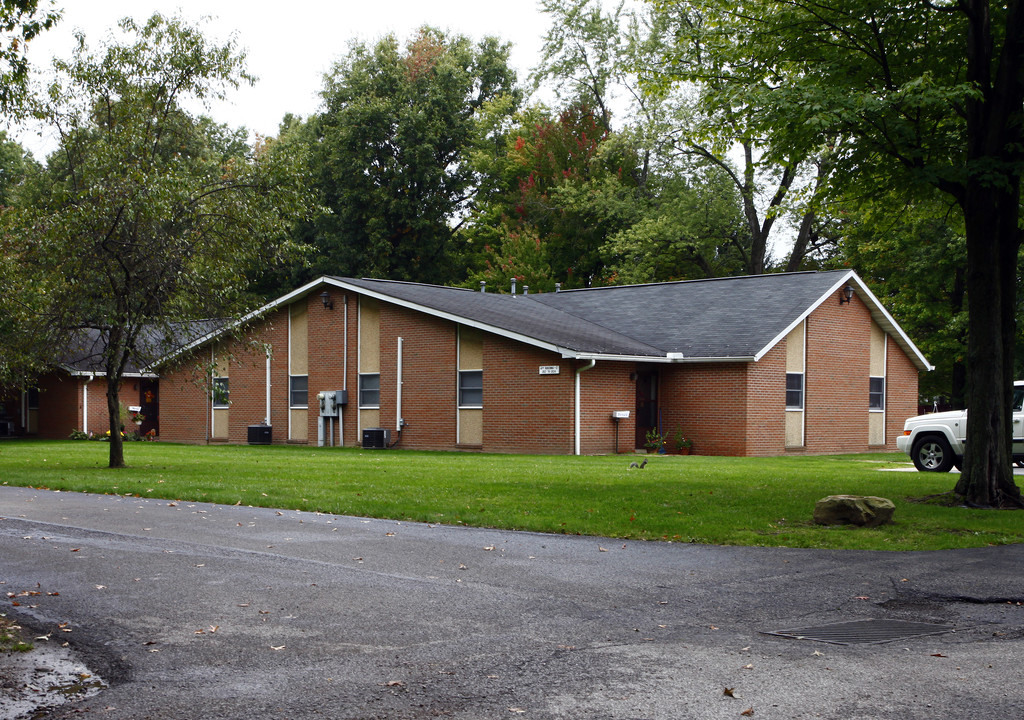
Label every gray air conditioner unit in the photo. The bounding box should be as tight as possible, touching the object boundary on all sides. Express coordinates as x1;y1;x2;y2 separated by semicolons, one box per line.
362;427;390;449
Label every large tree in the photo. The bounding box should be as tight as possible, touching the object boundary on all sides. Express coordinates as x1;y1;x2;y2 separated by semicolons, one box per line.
651;0;1024;507
536;0;838;275
0;0;59;114
1;14;310;468
310;27;520;284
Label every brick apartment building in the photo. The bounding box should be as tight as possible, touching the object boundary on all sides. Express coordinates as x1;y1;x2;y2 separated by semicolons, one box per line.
8;270;931;456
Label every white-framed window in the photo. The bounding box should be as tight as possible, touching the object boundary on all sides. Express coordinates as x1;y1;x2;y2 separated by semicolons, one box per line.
212;377;230;408
458;370;483;407
786;372;804;410
289;375;308;408
869;376;885;410
359;373;380;408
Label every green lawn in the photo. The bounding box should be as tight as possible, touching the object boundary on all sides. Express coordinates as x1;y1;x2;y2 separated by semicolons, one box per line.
0;439;1020;551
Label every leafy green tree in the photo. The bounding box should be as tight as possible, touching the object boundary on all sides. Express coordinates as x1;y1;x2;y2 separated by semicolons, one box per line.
840;192;968;408
601;163;749;283
0;0;59;114
651;0;1024;507
310;27;520;284
537;0;837;276
0;14;310;468
0;131;38;206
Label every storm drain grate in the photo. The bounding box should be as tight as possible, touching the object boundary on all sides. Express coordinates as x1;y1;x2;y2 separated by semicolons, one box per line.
762;618;954;645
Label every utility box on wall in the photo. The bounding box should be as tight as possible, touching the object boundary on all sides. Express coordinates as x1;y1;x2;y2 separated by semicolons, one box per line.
317;390;348;417
361;427;389;449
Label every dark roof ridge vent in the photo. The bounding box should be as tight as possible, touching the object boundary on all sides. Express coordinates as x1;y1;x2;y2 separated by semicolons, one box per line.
550;270;836;294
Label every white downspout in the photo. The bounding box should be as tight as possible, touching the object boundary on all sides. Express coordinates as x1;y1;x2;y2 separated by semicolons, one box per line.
83;373;95;434
575;359;596;455
396;337;404;432
265;352;271;426
341;295;348;446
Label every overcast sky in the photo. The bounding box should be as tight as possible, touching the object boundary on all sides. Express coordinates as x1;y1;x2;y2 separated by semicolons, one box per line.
11;0;554;157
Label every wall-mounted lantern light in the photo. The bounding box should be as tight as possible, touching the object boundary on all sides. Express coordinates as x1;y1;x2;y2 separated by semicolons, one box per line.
320;290;334;310
839;284;854;305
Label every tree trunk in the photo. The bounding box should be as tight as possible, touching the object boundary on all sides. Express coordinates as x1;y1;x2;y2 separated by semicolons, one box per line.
953;187;1022;507
952;0;1024;508
106;379;125;469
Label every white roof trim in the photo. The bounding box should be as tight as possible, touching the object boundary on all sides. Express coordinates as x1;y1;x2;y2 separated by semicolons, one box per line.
751;269;932;372
159;272;932;371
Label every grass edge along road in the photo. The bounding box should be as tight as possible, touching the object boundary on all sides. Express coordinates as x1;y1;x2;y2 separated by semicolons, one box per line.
0;440;1020;551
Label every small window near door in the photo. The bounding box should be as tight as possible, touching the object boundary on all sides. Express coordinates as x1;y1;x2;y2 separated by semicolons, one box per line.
869;376;885;410
786;373;804;409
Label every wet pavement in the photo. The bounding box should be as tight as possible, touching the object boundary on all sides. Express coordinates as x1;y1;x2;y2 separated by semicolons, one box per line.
1;485;1022;719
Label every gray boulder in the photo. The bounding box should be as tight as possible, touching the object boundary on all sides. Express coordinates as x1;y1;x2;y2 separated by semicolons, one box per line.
813;495;895;527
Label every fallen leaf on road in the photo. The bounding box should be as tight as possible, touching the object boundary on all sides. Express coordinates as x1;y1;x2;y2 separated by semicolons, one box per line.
741;708;754;717
932;653;947;658
271;645;285;650
723;687;736;698
384;681;404;687
599;547;608;552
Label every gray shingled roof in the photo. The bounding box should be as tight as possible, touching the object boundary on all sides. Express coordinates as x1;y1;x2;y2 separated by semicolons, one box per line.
335;270;855;360
60;320;226;375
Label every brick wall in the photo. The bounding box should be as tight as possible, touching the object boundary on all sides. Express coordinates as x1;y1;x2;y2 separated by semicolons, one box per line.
885;334;921;446
662;362;752;456
148;283;921;456
376;302;459;450
34;373;81;439
481;335;575;454
579;361;635;455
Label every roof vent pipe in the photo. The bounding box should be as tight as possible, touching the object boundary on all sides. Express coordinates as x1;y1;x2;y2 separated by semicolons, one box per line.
555;282;561;293
480;281;486;293
511;277;517;296
523;285;529;295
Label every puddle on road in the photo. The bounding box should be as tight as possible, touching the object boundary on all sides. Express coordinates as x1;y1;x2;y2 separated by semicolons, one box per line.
1;642;105;719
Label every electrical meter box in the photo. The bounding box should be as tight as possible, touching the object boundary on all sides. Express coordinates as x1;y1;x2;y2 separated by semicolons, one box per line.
317;391;349;416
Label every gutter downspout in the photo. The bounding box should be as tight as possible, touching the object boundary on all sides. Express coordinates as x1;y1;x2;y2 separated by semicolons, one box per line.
83;373;95;435
574;359;596;455
396;337;404;432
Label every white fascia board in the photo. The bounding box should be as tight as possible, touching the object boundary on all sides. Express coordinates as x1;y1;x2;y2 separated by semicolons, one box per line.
63;369;157;378
848;275;934;371
324;278;578;358
750;270;933;372
149;277;328;369
568;352;756;363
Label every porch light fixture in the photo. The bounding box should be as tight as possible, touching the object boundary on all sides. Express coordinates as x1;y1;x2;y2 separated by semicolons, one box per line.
320;290;334;310
839;284;854;305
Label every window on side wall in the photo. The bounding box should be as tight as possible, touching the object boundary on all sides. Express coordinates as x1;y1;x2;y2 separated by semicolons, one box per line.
869;376;885;410
458;370;483;407
359;373;380;408
786;373;804;409
289;375;308;408
212;377;230;407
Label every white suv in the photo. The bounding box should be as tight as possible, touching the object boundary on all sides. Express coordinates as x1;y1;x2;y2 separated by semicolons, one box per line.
896;381;1024;472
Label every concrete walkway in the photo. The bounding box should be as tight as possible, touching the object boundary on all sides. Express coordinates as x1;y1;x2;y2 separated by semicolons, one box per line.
1;486;1022;719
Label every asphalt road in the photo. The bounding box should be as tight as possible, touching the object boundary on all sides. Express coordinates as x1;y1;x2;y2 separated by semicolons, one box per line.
1;485;1022;719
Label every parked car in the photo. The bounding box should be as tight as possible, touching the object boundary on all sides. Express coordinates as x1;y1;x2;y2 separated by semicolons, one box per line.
897;381;1024;472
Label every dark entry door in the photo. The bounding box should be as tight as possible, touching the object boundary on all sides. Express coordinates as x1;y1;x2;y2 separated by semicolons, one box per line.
635;370;658;449
139;379;159;437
